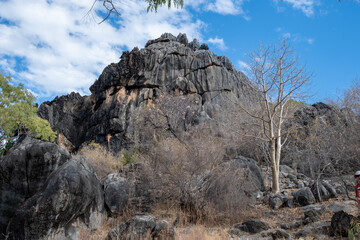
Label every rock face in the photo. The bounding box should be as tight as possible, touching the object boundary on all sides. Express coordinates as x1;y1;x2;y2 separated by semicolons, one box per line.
39;33;257;152
0;136;105;240
38;92;93;152
0;135;71;237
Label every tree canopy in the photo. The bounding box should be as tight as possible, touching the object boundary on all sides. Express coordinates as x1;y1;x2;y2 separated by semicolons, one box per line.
0;73;56;154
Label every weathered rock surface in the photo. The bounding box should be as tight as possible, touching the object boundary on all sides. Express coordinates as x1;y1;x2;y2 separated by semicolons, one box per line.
239;218;270;234
38;92;93;152
302;204;326;224
0;135;71;237
6;156;105;240
101;173;134;215
107;215;174;240
292;187;316;206
39;33;257;152
0;136;105;240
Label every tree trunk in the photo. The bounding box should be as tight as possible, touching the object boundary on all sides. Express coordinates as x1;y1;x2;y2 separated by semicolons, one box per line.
270;140;280;193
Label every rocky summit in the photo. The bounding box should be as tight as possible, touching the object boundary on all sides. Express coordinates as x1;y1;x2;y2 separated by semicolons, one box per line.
39;33;257;152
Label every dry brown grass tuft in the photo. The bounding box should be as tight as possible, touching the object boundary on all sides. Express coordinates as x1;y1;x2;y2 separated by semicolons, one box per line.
75;141;122;180
175;225;229;240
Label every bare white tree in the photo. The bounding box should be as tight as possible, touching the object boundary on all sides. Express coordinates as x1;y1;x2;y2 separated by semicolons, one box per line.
244;39;311;193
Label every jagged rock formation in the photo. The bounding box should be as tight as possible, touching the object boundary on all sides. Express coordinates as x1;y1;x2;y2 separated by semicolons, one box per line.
38;92;93;152
39;33;256;152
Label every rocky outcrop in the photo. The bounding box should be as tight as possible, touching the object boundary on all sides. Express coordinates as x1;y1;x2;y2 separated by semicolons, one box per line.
39;33;257;152
0;136;105;240
38;92;93;152
0;135;71;237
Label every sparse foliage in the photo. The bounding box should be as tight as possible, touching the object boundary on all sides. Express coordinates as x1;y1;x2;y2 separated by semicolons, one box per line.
243;39;311;193
76;141;122;179
90;0;183;24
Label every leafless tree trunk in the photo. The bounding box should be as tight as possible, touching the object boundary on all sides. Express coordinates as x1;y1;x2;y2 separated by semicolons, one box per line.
243;39;311;193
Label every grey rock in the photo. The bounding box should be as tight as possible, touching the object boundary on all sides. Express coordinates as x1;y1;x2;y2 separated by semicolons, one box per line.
107;215;174;240
266;229;290;239
281;221;302;230
302;204;326;224
102;173;133;215
6;156;105;240
295;228;311;238
269;194;285;209
39;33;256;153
199;43;209;50
38;92;92;152
176;33;188;46
188;38;200;51
292;187;316;206
240;219;270;234
328;201;358;214
0;136;71;237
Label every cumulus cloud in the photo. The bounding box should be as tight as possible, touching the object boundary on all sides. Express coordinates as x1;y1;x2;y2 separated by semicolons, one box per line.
207;37;227;50
0;0;204;99
275;0;315;17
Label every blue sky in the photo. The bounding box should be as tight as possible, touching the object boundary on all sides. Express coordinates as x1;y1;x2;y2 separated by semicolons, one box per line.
0;0;359;104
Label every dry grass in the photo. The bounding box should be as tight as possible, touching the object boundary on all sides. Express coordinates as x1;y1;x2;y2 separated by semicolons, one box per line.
175;225;229;240
75;141;122;180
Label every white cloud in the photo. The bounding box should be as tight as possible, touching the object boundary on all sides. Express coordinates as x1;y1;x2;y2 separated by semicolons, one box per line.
275;0;315;17
186;0;249;18
237;60;250;74
206;0;243;15
207;37;227;50
0;0;205;99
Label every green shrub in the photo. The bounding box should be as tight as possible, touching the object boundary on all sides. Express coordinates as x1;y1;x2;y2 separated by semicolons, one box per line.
119;149;137;166
349;222;360;240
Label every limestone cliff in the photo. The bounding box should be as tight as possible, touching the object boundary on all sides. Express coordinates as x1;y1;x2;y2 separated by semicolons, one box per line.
39;33;257;152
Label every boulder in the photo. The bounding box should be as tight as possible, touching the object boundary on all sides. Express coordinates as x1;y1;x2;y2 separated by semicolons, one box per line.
107;215;174;240
239;219;270;234
302;204;326;224
292;187;316;206
6;156;105;240
328;201;358;214
101;173;133;215
330;210;356;237
0;135;71;237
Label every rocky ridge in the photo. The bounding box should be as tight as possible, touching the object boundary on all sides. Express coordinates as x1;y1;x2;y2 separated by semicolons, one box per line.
39;33;257;152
